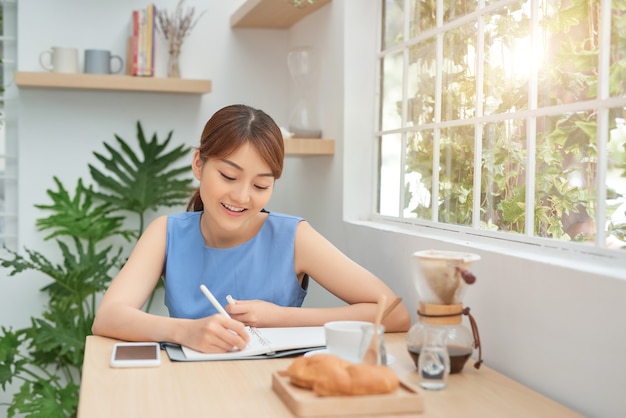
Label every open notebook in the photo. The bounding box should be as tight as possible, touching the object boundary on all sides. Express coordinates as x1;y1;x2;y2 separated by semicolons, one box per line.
163;326;326;361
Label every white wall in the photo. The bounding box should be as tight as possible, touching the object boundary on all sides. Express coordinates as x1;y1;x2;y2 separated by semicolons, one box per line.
0;0;340;413
1;1;624;417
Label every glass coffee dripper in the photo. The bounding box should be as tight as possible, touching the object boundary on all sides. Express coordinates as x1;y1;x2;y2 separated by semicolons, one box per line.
407;250;483;374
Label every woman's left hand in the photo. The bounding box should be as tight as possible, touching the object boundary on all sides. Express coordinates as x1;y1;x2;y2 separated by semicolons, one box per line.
225;299;281;327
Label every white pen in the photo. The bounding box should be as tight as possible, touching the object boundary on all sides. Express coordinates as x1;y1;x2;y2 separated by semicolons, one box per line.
200;286;242;351
200;284;230;318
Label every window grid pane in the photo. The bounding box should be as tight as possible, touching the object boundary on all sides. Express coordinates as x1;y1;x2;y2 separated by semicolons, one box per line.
438;126;475;225
483;2;530;115
405;130;433;220
408;39;437;126
408;0;435;37
379;133;403;217
383;0;406;49
607;106;626;248
380;51;404;131
0;0;17;251
441;23;477;121
377;0;626;253
481;119;527;234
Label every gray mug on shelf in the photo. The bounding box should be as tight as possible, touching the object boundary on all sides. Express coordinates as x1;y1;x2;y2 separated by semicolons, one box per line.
84;49;123;74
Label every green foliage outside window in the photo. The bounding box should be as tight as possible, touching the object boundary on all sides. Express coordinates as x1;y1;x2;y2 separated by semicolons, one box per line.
383;0;626;248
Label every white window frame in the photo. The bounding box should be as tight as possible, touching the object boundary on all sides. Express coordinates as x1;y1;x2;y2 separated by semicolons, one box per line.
0;0;18;253
345;0;626;276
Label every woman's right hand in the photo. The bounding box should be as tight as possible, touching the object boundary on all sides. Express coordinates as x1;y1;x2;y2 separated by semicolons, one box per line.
184;314;250;353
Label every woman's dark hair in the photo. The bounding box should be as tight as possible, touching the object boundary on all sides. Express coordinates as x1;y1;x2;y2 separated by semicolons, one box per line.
187;104;285;211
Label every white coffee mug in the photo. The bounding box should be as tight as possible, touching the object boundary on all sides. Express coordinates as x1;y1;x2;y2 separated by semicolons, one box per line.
324;320;384;363
39;47;79;73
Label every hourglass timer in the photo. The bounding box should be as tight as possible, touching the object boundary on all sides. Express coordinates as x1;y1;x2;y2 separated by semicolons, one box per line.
287;46;322;138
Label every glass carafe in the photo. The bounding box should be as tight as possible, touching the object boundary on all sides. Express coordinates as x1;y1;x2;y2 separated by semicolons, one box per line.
418;325;450;390
406;250;483;374
287;46;321;138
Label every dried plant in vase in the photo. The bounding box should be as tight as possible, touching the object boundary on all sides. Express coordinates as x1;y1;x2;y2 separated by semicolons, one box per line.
156;0;205;78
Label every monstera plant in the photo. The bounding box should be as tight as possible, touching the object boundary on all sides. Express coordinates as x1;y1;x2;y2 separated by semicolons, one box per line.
0;122;194;417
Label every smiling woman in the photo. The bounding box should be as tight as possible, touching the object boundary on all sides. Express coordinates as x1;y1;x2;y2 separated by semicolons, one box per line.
186;105;284;213
92;103;411;356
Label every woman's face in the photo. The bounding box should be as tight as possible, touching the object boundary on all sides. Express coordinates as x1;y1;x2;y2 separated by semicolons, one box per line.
192;142;275;234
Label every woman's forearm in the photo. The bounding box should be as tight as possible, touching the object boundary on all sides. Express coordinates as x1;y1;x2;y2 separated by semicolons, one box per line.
264;303;411;332
92;304;189;344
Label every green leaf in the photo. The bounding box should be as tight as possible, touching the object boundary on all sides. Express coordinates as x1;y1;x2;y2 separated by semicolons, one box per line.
609;59;626;95
8;379;79;418
574;120;597;140
0;327;28;391
34;177;131;243
88;121;194;233
546;1;587;33
501;200;525;224
24;316;88;371
1;241;121;306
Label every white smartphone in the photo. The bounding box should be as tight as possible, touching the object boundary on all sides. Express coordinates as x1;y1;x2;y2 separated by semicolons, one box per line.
109;342;161;368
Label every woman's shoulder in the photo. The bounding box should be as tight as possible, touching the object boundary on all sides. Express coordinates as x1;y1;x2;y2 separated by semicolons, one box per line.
142;212;200;235
168;211;202;221
139;215;169;241
164;211;201;235
266;211;304;223
258;211;307;240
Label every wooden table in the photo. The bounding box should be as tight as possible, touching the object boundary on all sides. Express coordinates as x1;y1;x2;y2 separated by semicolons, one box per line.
77;333;582;417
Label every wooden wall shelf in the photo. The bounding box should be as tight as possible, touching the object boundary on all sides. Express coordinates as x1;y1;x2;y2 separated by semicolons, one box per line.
231;0;331;29
14;72;212;94
284;138;334;155
14;72;332;154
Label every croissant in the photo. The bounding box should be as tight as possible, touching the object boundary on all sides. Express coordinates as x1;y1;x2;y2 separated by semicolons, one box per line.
313;362;399;396
286;353;399;396
286;353;350;389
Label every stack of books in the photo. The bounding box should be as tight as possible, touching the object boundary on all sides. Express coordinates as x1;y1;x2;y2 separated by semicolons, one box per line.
130;4;156;76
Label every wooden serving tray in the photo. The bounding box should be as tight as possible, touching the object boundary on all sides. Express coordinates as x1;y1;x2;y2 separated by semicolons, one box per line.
271;371;424;417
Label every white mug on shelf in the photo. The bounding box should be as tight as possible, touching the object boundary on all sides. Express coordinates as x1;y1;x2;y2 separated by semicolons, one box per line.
39;47;79;73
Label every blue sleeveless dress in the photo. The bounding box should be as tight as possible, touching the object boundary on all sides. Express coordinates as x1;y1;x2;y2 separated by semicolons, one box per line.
163;211;308;319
